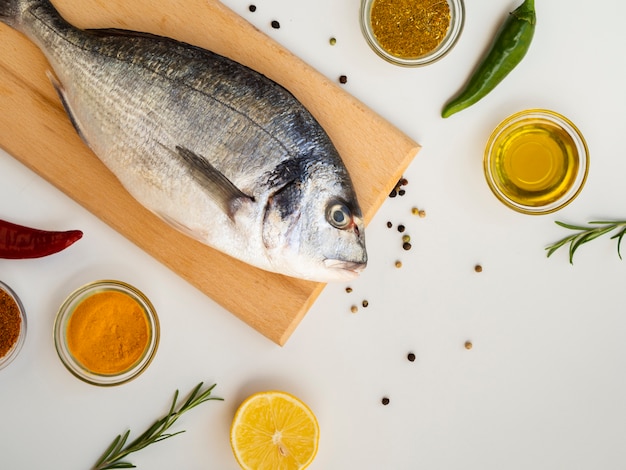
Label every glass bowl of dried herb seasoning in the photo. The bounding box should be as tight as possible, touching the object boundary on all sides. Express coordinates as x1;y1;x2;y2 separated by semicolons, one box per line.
54;280;160;386
360;0;464;66
0;280;27;370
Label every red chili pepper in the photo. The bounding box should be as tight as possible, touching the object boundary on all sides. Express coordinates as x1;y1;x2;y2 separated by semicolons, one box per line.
0;219;83;259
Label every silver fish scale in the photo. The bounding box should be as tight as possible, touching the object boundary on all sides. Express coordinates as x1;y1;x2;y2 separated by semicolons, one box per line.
23;1;339;192
2;0;367;281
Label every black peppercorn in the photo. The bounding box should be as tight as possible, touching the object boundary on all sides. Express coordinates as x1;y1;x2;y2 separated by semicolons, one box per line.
397;224;405;233
271;20;280;29
248;4;256;12
381;397;390;406
407;352;416;362
339;75;348;84
403;242;412;251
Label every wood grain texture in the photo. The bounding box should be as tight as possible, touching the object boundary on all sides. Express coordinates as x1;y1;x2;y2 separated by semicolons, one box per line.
0;0;420;345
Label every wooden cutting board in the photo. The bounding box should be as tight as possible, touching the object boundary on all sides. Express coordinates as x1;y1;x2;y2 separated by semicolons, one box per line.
0;0;419;345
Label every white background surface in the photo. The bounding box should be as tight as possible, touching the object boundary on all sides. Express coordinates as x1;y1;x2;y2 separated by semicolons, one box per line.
2;0;626;468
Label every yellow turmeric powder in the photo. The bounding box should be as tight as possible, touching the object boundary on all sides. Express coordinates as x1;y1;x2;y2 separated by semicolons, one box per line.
66;290;150;375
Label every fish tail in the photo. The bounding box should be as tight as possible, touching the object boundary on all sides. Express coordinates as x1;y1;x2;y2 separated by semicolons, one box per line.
0;0;58;29
0;0;68;34
0;0;19;26
0;0;37;28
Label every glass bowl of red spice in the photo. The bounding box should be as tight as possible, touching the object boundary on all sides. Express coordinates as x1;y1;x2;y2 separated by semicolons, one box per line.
0;280;27;370
360;0;464;66
54;280;159;386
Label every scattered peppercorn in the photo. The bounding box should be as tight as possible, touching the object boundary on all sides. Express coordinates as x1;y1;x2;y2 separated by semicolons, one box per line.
402;242;412;251
464;341;473;350
402;235;410;243
474;264;483;273
386;221;393;229
350;305;358;314
329;37;337;46
389;177;408;198
248;4;256;12
407;352;416;362
397;224;405;233
339;75;348;84
362;300;369;308
271;20;280;29
381;397;390;406
395;260;403;268
411;207;426;219
345;287;353;294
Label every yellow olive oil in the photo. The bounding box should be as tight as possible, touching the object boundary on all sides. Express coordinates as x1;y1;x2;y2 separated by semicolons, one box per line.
489;116;580;208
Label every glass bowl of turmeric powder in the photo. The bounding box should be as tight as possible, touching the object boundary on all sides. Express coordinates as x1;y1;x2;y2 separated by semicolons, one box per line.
54;280;160;386
360;0;464;66
0;280;27;371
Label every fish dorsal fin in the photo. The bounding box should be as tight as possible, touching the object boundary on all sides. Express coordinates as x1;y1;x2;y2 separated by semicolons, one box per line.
174;146;254;216
46;71;91;148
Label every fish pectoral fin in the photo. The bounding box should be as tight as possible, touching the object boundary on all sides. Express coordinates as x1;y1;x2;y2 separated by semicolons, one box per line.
46;71;91;148
173;146;254;217
156;212;206;243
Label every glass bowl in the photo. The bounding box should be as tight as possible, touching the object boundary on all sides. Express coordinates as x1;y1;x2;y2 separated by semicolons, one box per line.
0;280;27;371
54;280;159;386
360;0;464;66
484;109;589;215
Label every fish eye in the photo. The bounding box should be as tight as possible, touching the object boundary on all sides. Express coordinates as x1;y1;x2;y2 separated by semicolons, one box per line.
326;201;352;229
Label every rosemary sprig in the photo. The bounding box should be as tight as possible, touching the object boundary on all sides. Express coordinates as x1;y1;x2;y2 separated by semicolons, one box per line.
92;382;223;470
546;220;626;263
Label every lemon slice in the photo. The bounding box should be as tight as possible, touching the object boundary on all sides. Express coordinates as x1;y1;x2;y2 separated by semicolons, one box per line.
230;390;320;470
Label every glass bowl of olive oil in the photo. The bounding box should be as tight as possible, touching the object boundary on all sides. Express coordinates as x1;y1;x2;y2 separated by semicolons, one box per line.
484;109;589;215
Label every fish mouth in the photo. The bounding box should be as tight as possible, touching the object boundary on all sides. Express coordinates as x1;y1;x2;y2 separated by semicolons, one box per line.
323;259;367;278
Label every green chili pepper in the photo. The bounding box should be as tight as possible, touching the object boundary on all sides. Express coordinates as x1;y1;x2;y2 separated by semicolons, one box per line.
441;0;536;118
